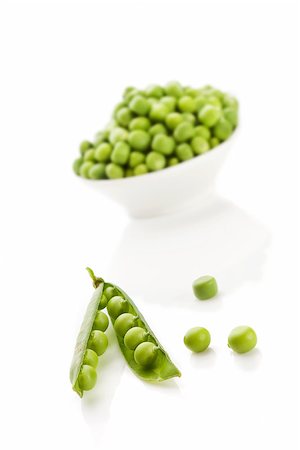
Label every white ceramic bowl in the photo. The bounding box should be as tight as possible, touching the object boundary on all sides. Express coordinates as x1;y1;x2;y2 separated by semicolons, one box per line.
80;131;238;218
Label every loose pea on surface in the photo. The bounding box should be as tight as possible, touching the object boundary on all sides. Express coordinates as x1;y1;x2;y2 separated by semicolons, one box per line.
107;296;129;319
114;313;137;337
184;327;211;353
193;275;218;300
88;330;108;356
93;311;109;332
228;326;257;354
134;342;159;367
83;349;98;368
77;365;97;391
124;326;148;350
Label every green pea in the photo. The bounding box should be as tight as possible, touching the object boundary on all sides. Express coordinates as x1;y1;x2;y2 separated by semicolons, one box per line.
77;365;97;391
146;152;166;171
223;107;238;127
128;130;151;151
94;143;112;163
210;137;220;148
124;327;149;350
184;327;211;353
114;313;138;337
178;96;196;113
88;163;106;180
191;136;210;155
105;163;124;179
109;127;128;145
222;94;238;109
145;84;164;98
213;117;233;140
83;149;95;162
83;349;98;368
198;105;221;127
165;112;184;130
79;161;94;179
193;275;218;300
134;342;159;367
182;112;196;125
125;168;134;177
122;86;136;100
129;117;151;131
93;311;109;332
80;141;93;155
168;157;179;167
184;87;198;97
194;125;211;140
175;143;194;161
160;96;176;112
194;95;206;111
129;151;145;168
73;157;83;175
129;95;150;116
149;123;167;136
228;326;257;354
149;103;169;122
165;81;183;98
111;142;130;165
113;101;127;116
133;164;148;176
205;95;222;108
98;294;108;310
104;286;118;301
107;296;129;319
116;107;133;127
152;134;175;156
174;122;195;142
88;330;108;356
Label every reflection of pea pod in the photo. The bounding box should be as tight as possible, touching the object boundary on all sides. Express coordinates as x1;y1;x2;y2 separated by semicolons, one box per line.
70;277;109;397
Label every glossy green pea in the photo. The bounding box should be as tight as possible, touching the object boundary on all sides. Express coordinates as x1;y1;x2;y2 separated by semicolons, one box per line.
198;105;221;127
168;157;179;167
178;96;197;113
134;164;148;176
111;142;130;165
109;127;128;145
134;342;159;368
145;85;164;98
79;161;94;178
116;107;132;127
206;95;222;108
152;134;175;156
194;125;211;140
114;313;138;337
83;349;98;368
93;311;109;332
94;130;109;144
194;95;206;111
160;96;176;112
223;107;238;127
128;130;151;151
165;112;184;130
191;136;210;155
125;168;134;177
222;94;239;109
113;101;127;116
165;81;183;98
107;296;129;319
124;326;149;350
122;86;136;99
184;327;211;353
94;143;112;163
193;275;218;300
228;326;257;354
213;117;233;140
98;294;108;310
129;151;145;168
80;141;93;155
105;163;124;179
77;365;97;391
149;103;169;122
88;163;106;180
182;112;196;125
149;123;167;136
83;149;95;162
88;330;108;356
146;152;166;171
210;137;220;148
129;117;151;131
73;157;83;175
183;87;198;97
129;95;150;116
104;286;118;301
176;143;194;161
174;122;194;142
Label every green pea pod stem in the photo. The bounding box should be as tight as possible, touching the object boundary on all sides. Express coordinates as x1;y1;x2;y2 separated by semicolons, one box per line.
70;271;105;397
87;269;181;382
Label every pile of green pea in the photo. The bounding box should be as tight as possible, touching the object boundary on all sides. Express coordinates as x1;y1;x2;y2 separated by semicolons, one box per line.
73;82;238;180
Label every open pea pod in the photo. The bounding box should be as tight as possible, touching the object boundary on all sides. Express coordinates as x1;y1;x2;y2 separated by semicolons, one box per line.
70;278;105;397
97;277;181;382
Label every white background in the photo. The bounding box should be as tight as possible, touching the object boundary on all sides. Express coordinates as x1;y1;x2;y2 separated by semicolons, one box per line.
0;0;299;449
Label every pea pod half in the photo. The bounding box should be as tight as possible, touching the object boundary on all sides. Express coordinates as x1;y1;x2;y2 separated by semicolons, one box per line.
70;274;109;397
88;269;181;382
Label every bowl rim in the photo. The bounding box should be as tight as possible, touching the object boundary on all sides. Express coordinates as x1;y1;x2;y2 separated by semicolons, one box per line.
80;126;239;185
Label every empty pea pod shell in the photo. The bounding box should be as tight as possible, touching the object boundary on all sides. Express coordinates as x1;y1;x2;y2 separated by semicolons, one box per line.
69;280;105;397
105;283;181;382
